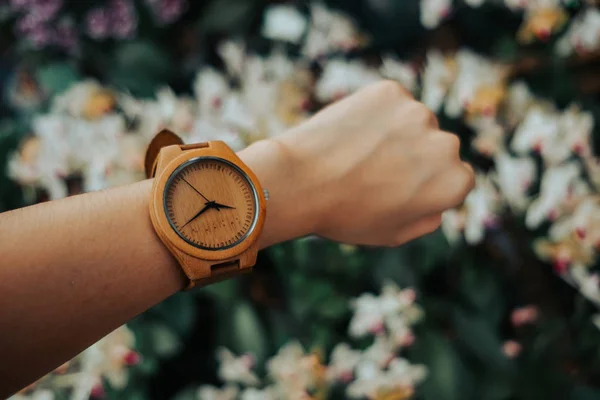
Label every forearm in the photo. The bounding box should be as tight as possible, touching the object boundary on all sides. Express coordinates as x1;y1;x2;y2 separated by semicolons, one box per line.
0;138;311;396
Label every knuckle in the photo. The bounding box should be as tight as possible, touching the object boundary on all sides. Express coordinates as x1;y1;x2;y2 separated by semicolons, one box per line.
441;133;461;157
415;104;438;128
449;169;475;207
377;79;411;99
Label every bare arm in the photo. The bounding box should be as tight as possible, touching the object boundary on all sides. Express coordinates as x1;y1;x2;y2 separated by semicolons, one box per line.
0;139;309;397
0;81;474;396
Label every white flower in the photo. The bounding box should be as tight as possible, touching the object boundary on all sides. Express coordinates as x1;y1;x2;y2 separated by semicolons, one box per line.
470;116;505;156
9;390;55;400
240;387;277;400
387;357;428;386
326;343;362;382
570;265;600;304
194;68;230;118
444;50;505;118
465;0;485;6
218;40;246;78
511;105;560;156
441;209;464;245
266;341;306;383
526;162;580;229
301;3;364;59
493;152;536;211
262;5;308;44
51;80;107;117
197;385;239;400
379;55;417;93
346;359;386;399
549;197;600;245
558;105;594;157
363;336;396;366
420;0;452;29
315;59;381;102
216;348;260;386
556;8;600;56
505;0;528;10
463;175;500;245
348;293;386;337
188;119;246;151
505;82;536;127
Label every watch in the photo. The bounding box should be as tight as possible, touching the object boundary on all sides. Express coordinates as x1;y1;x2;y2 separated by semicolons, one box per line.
145;129;268;290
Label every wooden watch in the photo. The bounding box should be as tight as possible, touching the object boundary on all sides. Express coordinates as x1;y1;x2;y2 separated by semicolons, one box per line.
145;130;268;290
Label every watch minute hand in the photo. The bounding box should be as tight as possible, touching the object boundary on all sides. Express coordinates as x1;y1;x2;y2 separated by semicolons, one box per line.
182;178;211;203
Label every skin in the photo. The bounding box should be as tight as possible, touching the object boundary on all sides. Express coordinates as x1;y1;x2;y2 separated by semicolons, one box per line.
0;81;474;396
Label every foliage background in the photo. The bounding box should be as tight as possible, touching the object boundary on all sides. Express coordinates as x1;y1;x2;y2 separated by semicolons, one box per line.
2;0;600;399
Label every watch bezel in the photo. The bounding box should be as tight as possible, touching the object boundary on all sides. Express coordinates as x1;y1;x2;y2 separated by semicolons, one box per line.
151;142;266;261
163;156;260;252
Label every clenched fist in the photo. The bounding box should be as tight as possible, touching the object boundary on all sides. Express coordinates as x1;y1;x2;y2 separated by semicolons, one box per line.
253;80;475;247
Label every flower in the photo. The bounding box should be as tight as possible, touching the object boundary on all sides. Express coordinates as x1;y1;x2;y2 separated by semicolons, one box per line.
444;50;507;118
301;3;366;59
420;0;452;29
511;105;560;160
502;341;522;358
493;152;536;211
526;162;580;229
517;2;568;43
379;55;417;93
556;8;600;56
216;348;260;386
511;306;540;326
262;5;308;44
420;50;456;113
326;343;362;382
315;59;381;103
239;387;278;400
470;116;505;157
197;385;239;400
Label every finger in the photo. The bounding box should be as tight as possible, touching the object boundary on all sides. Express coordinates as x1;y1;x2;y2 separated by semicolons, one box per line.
392;213;443;246
419;163;475;212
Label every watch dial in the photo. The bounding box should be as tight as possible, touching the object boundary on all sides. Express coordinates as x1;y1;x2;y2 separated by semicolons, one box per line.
164;158;257;250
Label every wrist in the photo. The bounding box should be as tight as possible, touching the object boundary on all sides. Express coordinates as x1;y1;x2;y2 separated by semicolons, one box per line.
237;137;318;248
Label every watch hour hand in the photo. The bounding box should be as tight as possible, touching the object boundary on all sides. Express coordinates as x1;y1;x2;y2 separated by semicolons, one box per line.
212;202;235;210
182;203;212;228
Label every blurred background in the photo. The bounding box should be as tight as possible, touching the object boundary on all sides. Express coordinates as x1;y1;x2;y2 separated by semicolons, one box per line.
2;0;600;399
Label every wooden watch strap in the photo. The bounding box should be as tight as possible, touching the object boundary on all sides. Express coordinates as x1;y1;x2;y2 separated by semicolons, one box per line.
145;129;209;179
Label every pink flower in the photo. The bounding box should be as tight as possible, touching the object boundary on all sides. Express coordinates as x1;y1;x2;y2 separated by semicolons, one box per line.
511;306;539;327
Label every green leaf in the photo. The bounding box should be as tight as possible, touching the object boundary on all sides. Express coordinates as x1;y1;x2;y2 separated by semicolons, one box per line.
197;0;260;34
453;308;511;372
35;62;80;96
572;385;600;400
410;332;467;400
151;292;196;337
107;40;173;97
198;278;241;306
230;301;268;363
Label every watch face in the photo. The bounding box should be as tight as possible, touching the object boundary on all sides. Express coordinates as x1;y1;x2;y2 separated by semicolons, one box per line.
163;157;258;251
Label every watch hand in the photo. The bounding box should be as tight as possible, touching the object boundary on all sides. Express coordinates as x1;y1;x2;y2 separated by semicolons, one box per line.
212;202;235;210
181;178;211;203
181;203;213;229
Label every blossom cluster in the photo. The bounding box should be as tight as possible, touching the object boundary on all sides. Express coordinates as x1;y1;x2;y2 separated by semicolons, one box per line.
197;282;427;400
432;51;600;314
421;0;600;54
10;326;140;400
0;0;187;51
6;0;600;396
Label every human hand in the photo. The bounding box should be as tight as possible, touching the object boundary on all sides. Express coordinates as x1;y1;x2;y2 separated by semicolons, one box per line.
275;80;475;247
